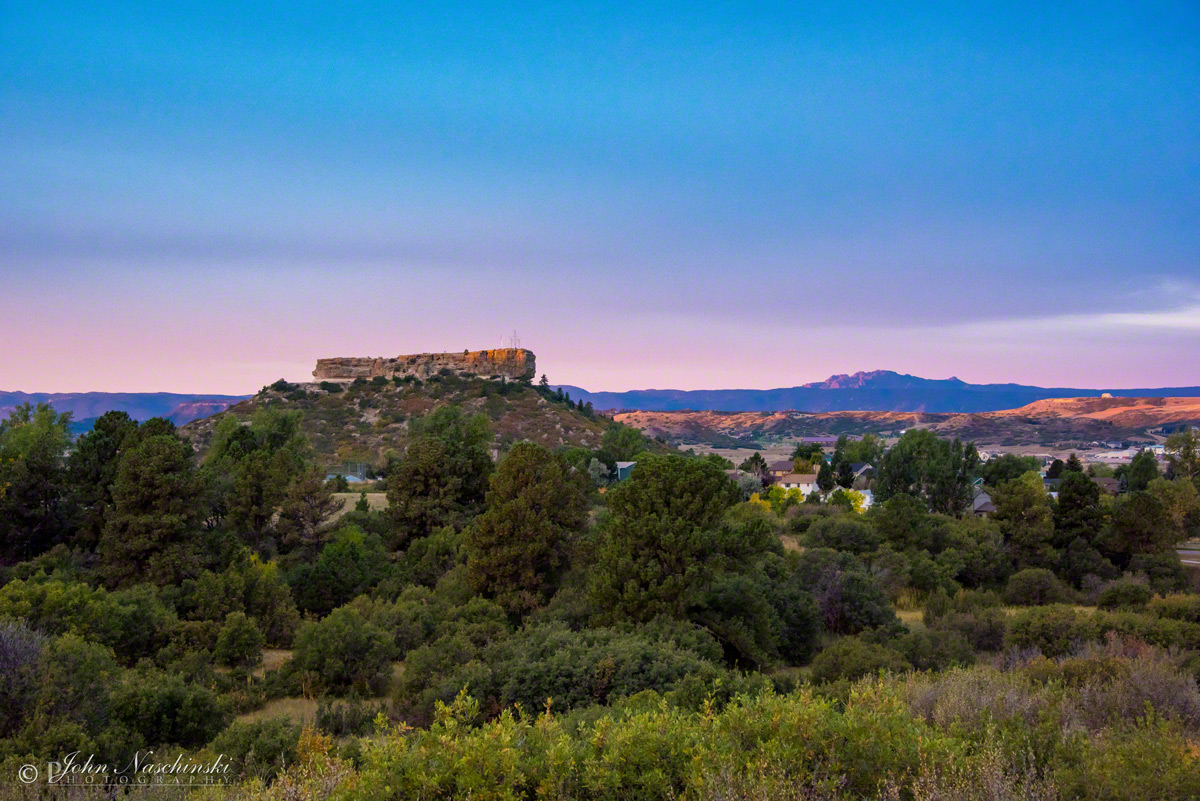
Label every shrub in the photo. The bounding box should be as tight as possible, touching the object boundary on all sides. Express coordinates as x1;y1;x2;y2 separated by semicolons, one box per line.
1148;593;1200;624
886;628;975;671
109;669;229;748
1127;552;1189;594
929;608;1009;652
901;666;1046;732
1006;604;1098;657
805;516;881;554
0;620;47;737
288;527;389;616
316;697;388;737
210;717;301;782
1003;568;1073;606
395;623;718;725
1071;650;1200;731
0;577;176;663
214;611;265;669
1096;578;1155;610
290;606;395;696
808;637;911;683
319;381;343;393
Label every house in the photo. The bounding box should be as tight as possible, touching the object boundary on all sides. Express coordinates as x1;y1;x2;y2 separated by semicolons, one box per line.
769;459;796;478
858;489;876;510
1091;476;1120;495
777;473;820;494
972;488;996;517
796;437;842;450
849;462;874;480
614;461;637;481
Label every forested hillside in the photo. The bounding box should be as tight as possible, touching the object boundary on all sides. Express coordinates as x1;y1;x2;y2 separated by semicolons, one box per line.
183;374;610;472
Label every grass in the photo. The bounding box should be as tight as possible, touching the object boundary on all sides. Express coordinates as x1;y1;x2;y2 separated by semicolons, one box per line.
256;648;292;676
999;604;1097;616
333;492;389;515
236;696;319;727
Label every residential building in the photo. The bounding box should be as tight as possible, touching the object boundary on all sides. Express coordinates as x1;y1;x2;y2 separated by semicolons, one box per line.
777;473;820;494
768;459;796;478
972;488;996;517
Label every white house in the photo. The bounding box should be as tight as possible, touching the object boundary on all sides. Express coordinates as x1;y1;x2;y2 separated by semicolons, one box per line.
777;473;820;494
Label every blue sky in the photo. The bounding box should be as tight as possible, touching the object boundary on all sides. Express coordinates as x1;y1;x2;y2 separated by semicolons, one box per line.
2;2;1198;392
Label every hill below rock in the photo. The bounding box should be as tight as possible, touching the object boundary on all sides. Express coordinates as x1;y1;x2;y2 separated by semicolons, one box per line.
615;396;1200;448
181;374;607;467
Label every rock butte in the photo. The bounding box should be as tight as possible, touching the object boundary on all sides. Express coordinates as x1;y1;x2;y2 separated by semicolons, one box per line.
313;348;536;382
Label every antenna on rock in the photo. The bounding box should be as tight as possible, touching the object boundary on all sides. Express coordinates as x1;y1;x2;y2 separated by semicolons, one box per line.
508;330;521;349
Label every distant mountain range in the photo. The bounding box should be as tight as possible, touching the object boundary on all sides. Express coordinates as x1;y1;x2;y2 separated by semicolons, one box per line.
0;391;250;432
555;370;1200;413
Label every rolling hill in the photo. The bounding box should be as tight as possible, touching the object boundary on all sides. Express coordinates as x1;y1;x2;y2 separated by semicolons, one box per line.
615;396;1200;448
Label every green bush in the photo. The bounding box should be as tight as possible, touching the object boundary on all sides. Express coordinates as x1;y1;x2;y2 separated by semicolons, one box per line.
929;608;1008;652
213;611;265;669
289;606;395;696
1006;604;1098;657
288;526;389;616
880;628;975;671
396;623;719;725
109;668;229;749
808;637;911;683
1096;578;1155;610
1003;568;1073;606
210;717;300;781
316;697;388;737
805;516;881;554
1127;552;1189;594
0;577;176;663
1148;593;1200;623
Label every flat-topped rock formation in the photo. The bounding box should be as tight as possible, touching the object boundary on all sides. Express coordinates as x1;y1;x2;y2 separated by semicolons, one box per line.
313;348;535;382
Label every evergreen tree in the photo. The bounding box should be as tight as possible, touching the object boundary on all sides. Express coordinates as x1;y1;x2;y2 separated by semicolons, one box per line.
835;460;855;489
738;452;769;478
465;443;588;616
817;460;835;492
276;467;342;559
1124;450;1161;493
100;429;205;587
1165;427;1199;480
387;407;493;545
66;410;139;548
589;454;743;622
993;471;1056;570
0;403;73;559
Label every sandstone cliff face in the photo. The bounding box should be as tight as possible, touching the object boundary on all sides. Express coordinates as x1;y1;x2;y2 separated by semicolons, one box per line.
313;349;535;382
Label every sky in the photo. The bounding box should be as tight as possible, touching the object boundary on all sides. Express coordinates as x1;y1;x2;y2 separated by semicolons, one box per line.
2;2;1198;393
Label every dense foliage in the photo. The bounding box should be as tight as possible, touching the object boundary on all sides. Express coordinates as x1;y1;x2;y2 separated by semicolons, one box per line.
0;400;1198;799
